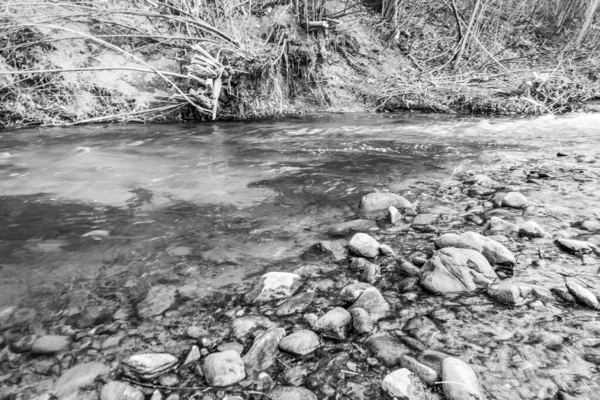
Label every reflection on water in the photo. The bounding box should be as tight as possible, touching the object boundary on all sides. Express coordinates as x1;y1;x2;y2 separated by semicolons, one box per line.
1;113;600;399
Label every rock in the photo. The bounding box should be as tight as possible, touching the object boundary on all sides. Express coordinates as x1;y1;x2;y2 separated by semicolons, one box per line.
381;368;414;400
360;192;414;213
566;281;600;310
203;350;246;387
500;192;528;208
158;374;179;387
231;316;276;341
150;391;163;400
243;327;286;375
441;357;482;400
551;287;577;303
267;386;317;400
464;174;499;187
556;238;595;254
10;334;36;353
340;282;374;303
75;306;112;329
438;248;494;274
397;259;421;277
350;257;375;271
420;248;497;295
486;216;519;233
389;206;402;225
399;354;438;386
360;262;380;284
434;233;460;249
251;272;303;303
487;284;532;305
581;220;600;232
366;334;405;365
348;233;380;258
455;231;486;252
102;334;125;350
379;244;396;257
348;287;390;322
217;342;244;354
403;316;440;344
278;330;321;356
311;240;348;262
0;306;15;329
519;221;545;238
412;214;438;226
282;366;309;386
454;231;515;265
138;286;177;319
121;354;178;380
182;346;201;366
100;381;144;400
275;292;315;316
327;219;378;236
53;362;110;399
186;325;206;339
350;308;373;334
32;335;70;355
314;308;352;339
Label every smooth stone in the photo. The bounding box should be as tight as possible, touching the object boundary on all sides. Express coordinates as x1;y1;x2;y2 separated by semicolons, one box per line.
278;330;321;356
216;342;244;355
501;192;528;208
348;233;381;258
203;350;246;387
150;391;163;400
486;216;519;233
360;192;414;213
441;357;482;400
138;286;176;319
360;262;380;284
312;240;348;262
581;220;600;232
283;366;309;386
10;334;36;353
438;248;494;274
275;291;315;316
519;221;545;238
487;284;532;305
455;231;515;265
267;386;317;400
252;272;303;303
231;316;276;341
399;354;438;386
32;335;70;355
566;281;600;310
102;334;125;350
186;325;207;339
182;346;201;366
551;287;577;303
53;362;111;399
348;287;390;322
366;334;406;365
350;257;376;271
314;308;351;339
379;244;396;256
434;233;460;249
412;214;438;226
0;306;16;329
75;306;112;328
158;374;179;387
328;219;378;236
121;354;178;380
381;368;413;400
389;206;402;225
100;381;144;400
243;327;286;375
397;260;421;277
350;308;373;334
556;238;595;254
340;282;374;303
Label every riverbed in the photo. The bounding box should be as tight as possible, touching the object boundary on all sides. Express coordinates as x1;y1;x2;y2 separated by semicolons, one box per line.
1;113;599;400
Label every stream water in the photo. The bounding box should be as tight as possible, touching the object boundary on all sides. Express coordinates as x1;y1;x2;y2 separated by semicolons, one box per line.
1;113;600;399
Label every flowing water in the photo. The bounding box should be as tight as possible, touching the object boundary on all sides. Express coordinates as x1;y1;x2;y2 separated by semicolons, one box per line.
1;113;600;399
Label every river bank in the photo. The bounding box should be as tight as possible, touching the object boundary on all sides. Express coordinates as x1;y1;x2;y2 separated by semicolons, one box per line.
1;0;599;128
1;115;600;399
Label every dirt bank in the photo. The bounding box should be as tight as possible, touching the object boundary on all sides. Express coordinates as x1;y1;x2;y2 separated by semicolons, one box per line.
1;0;599;128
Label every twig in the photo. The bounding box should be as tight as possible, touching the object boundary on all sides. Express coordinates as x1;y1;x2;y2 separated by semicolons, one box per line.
64;104;185;126
0;67;190;79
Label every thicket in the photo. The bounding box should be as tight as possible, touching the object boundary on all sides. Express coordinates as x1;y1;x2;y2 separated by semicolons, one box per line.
0;0;599;127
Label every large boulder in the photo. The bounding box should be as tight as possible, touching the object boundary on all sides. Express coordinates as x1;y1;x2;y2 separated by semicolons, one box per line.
203;350;246;387
420;248;497;295
360;192;414;213
248;272;302;303
348;233;380;258
441;357;482;400
243;327;286;376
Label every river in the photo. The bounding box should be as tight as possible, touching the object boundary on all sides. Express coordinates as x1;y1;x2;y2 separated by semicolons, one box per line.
1;113;599;399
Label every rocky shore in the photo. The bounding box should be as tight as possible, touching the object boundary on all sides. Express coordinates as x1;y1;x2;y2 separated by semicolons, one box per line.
1;148;600;400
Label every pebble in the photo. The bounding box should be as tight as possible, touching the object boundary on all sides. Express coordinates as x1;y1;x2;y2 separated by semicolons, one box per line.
350;308;373;334
519;220;545;238
275;291;315;316
327;219;378;236
282;366;309;386
203;350;246;387
314;307;352;339
186;325;207;339
251;272;303;303
216;342;244;354
31;335;70;355
230;316;276;341
158;373;179;387
441;357;482;400
500;192;528;208
53;362;110;399
556;238;595;254
182;345;201;366
267;386;318;400
360;192;414;213
566;281;600;310
379;243;396;256
389;206;402;225
397;259;421;277
243;327;286;376
348;233;381;258
399;354;438;386
10;334;36;353
340;282;373;302
366;334;406;365
121;353;178;380
381;368;413;400
360;262;380;284
349;287;391;322
278;330;321;356
100;381;144;400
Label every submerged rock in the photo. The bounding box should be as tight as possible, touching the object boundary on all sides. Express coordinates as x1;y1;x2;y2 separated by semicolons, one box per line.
551;287;577;303
250;272;303;303
203;350;246;387
53;362;110;399
231;316;277;341
350;308;373;334
389;206;402;225
348;233;380;258
399;354;438;386
327;219;378;236
243;327;286;375
498;192;528;208
487;284;532;305
122;354;178;380
397;259;421;277
275;292;315;316
340;282;374;303
138;286;177;319
519;220;545;238
267;386;317;400
32;335;70;355
566;281;600;310
360;192;414;213
100;381;144;400
360;262;381;284
348;287;390;321
366;334;406;365
486;217;519;233
556;238;595;254
381;368;414;400
441;357;482;400
310;240;348;262
314;307;351;339
278;330;321;356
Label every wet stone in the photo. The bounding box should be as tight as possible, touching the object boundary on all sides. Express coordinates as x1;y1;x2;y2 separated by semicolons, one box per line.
275;291;315;316
350;308;373;334
327;219;378;236
556;238;595;254
360;192;414;213
359;262;380;284
499;192;528;208
397;259;421;277
434;233;460;249
10;334;36;353
581;220;600;232
551;287;577;303
32;335;70;355
138;286;177;319
412;213;438;226
348;287;390;322
381;368;414;400
283;366;309;386
348;233;380;258
251;272;302;303
519;220;545;238
340;282;373;303
486;216;519;233
75;306;112;329
398;277;419;293
203;350;246;387
267;386;318;400
121;353;178;380
566;281;600;310
366;334;406;366
487;284;533;305
183;345;201;366
399;354;438;386
314;307;351;339
231;316;276;341
278;330;321;356
217;342;244;354
243;327;286;376
100;381;144;400
441;357;482;400
403;316;440;344
379;243;396;256
311;240;348;262
186;325;207;339
158;373;179;387
53;362;111;399
389;206;402;225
